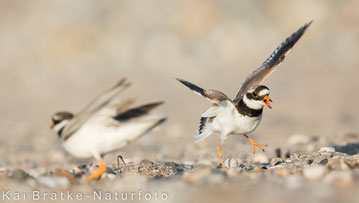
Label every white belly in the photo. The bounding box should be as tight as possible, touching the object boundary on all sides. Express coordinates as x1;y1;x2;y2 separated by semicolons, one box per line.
62;117;162;159
211;108;262;135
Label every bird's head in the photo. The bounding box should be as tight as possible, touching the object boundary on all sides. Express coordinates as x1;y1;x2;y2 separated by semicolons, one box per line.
50;112;74;134
244;86;272;110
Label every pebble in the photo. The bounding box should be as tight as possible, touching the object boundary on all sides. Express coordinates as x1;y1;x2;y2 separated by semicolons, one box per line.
253;153;269;164
290;153;300;160
224;158;240;168
11;169;28;181
270;158;284;166
319;158;329;166
56;169;75;182
28;167;47;178
287;134;311;145
320;147;335;153
37;176;70;189
163;162;185;176
303;166;325;180
253;166;263;173
77;164;89;174
139;159;154;167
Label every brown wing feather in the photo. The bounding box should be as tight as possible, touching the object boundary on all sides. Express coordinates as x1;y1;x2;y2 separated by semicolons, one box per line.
176;78;230;104
233;21;312;103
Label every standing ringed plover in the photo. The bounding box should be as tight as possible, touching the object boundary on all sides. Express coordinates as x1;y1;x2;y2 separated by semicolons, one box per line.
177;21;312;168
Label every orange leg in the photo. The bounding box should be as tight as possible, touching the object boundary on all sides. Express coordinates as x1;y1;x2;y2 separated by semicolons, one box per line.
217;144;226;169
244;135;268;153
87;158;107;181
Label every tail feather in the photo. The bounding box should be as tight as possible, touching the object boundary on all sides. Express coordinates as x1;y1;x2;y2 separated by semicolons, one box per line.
194;117;213;143
197;117;207;135
194;131;213;143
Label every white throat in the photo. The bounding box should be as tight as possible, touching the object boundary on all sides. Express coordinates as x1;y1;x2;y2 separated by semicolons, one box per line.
243;95;264;110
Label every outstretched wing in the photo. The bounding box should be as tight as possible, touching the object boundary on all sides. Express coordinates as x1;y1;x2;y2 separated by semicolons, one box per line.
233;21;312;103
176;78;230;104
62;78;131;138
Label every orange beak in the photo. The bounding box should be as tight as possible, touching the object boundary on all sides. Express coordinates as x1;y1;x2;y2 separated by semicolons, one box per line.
50;122;55;129
262;95;272;109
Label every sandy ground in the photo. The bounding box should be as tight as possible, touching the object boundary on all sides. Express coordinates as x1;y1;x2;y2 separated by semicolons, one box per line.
1;1;359;202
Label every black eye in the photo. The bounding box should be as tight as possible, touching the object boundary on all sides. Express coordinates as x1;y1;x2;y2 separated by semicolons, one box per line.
252;92;258;97
52;118;60;125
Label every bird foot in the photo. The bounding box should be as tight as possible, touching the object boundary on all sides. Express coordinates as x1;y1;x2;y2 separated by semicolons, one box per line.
86;158;107;181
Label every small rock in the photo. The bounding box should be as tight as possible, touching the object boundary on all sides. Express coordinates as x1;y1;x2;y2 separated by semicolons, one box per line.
224;158;240;168
106;173;116;180
37;176;70;189
27;168;46;178
287;134;311;145
270;158;284;166
274;161;285;166
77;164;89;174
320;147;335;153
303;166;325;180
163;162;185;176
56;169;75;182
253;166;263;173
253;153;269;164
106;166;115;174
139;159;154;167
11;169;28;181
290;153;300;160
319;158;329;166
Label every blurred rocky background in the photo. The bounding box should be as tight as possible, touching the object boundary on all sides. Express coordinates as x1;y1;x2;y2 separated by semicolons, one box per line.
1;0;359;203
